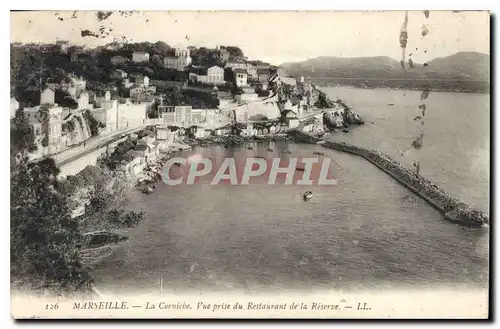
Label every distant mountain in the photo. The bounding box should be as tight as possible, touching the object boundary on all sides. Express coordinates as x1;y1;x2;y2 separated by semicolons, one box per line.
280;52;490;82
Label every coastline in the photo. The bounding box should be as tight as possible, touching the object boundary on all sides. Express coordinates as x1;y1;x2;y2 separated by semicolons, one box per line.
315;83;490;95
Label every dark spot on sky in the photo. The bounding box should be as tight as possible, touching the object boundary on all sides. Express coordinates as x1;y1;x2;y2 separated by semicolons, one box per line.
424;50;427;53
423;63;428;67
146;19;149;23
72;11;77;18
97;11;113;21
411;134;424;150
421;25;429;37
58;17;63;21
408;58;414;68
81;29;99;38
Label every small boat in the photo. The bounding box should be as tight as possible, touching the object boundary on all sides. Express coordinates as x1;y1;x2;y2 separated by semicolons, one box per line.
313;151;325;156
388;103;395;106
303;191;313;200
141;186;154;194
267;148;274;152
316;140;327;145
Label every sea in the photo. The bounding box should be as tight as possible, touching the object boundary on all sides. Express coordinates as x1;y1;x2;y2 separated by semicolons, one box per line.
91;86;490;296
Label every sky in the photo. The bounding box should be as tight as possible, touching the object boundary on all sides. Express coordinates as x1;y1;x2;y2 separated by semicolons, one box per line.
10;10;490;65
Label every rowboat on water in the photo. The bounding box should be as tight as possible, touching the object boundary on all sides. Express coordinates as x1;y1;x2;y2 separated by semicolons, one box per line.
303;191;313;200
313;151;325;156
141;186;155;194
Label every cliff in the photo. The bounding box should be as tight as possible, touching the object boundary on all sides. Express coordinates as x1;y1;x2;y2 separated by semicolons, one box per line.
62;112;93;146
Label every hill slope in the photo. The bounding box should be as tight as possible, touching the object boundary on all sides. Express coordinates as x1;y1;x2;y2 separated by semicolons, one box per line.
280;52;489;92
282;52;490;79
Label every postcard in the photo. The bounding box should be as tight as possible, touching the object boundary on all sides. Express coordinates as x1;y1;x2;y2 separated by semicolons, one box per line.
10;10;490;319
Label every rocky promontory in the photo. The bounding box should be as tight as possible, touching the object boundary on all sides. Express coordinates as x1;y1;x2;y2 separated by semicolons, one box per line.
323;100;364;129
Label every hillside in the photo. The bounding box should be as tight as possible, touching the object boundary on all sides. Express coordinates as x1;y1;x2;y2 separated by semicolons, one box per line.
280;52;490;92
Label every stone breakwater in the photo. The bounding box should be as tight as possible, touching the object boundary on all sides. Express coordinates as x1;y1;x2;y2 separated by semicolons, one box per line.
288;129;489;228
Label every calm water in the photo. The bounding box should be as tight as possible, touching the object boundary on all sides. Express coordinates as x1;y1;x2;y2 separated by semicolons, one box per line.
322;86;490;213
92;88;490;296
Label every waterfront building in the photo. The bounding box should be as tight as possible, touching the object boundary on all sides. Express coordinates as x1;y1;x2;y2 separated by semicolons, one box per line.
161;105;193;125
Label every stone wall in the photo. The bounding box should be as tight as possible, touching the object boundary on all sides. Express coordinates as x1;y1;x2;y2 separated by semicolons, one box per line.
288;129;489;228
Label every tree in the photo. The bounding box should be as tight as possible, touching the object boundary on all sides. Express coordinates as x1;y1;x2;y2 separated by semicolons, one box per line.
11;157;92;294
11;108;37;155
224;46;244;59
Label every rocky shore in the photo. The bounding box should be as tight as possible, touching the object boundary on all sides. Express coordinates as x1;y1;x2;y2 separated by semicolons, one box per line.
323;100;365;129
289;129;489;228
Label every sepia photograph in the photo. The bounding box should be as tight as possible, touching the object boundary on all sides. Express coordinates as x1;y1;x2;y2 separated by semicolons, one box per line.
9;9;490;319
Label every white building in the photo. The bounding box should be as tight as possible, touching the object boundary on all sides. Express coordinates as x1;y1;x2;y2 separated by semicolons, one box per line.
196;66;225;85
91;99;118;133
234;69;248;87
132;52;150;63
77;92;91;110
163;47;192;71
11;98;19;119
161;105;193;125
118;100;148;129
208;66;224;82
40;87;55;105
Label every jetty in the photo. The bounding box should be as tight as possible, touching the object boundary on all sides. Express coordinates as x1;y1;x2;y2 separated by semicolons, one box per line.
288;129;489;228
